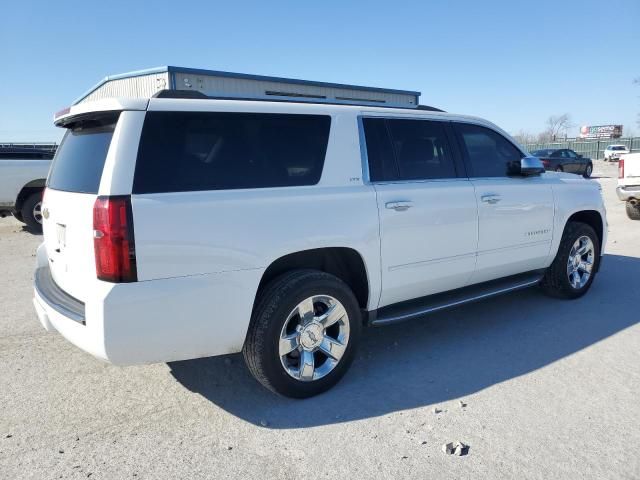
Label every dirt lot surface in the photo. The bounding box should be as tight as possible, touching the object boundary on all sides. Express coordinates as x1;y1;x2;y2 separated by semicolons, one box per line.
1;162;639;479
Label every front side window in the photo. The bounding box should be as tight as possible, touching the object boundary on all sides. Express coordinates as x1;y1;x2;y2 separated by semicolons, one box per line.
133;112;331;194
362;117;456;182
455;123;523;177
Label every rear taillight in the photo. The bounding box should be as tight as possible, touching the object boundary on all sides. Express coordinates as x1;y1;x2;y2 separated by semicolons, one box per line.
619;159;624;179
93;196;137;283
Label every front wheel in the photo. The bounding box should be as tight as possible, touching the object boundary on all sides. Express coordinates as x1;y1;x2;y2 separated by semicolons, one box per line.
626;201;640;220
243;270;361;398
583;163;593;178
540;222;600;299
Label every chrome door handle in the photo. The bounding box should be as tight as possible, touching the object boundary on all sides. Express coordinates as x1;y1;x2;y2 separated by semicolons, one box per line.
481;194;501;204
385;201;413;211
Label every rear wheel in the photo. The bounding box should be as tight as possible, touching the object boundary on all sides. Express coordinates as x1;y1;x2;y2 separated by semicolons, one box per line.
20;192;43;232
626;201;640;220
243;270;361;398
583;163;593;178
555;166;563;172
541;222;600;299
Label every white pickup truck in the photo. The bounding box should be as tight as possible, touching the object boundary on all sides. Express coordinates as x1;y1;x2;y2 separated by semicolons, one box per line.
0;148;53;230
33;94;607;398
617;152;640;219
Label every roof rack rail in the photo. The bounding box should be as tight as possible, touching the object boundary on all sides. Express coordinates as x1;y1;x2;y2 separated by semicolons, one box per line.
151;89;444;111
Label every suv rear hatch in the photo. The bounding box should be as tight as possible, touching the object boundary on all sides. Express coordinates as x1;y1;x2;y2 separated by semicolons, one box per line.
43;113;120;300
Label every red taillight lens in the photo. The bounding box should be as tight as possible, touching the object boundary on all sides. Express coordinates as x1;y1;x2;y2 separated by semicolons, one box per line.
619;159;624;179
93;196;137;283
541;159;550;168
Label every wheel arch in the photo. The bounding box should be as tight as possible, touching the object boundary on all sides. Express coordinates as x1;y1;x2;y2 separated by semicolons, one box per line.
255;247;370;311
564;210;604;264
15;179;46;211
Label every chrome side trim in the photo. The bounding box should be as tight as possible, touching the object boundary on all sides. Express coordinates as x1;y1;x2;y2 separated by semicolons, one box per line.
356;115;372;184
372;278;541;326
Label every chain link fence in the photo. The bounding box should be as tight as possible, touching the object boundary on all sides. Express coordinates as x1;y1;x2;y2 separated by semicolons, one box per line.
522;137;639;160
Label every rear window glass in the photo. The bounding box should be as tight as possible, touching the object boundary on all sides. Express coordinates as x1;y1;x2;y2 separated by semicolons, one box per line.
47;114;118;194
610;146;626;151
133;112;331;194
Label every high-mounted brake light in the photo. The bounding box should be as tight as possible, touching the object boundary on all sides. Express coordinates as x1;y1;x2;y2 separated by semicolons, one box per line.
54;107;71;120
619;159;625;179
93;196;137;283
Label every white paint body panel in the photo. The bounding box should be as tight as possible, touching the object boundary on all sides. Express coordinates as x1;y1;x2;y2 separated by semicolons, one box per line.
470;176;555;283
0;159;50;208
34;97;607;366
619;152;640;188
374;179;478;307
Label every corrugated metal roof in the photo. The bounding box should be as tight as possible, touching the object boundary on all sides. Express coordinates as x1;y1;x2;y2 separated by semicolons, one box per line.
73;66;421;105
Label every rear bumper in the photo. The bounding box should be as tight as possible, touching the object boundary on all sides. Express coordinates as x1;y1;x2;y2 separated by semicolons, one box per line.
616;185;640;201
33;245;261;366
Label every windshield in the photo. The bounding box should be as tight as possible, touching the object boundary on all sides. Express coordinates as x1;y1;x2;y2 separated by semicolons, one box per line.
47;114;119;194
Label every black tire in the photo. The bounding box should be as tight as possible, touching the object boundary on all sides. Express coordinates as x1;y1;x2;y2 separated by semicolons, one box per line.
20;192;43;232
243;269;362;398
626;201;640;220
555;166;563;172
12;211;25;223
583;163;593;178
540;222;600;299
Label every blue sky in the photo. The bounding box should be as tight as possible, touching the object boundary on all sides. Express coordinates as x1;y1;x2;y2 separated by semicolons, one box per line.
1;0;638;142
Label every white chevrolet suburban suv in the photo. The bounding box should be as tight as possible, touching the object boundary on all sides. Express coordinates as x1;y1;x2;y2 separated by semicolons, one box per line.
34;93;606;398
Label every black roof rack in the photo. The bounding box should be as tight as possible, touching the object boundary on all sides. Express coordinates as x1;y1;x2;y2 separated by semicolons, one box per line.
151;89;444;111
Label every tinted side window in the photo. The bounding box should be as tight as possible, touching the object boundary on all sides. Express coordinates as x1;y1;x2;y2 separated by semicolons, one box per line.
456;123;523;177
133;112;331;194
387;119;456;180
362;118;397;182
47;114;119;194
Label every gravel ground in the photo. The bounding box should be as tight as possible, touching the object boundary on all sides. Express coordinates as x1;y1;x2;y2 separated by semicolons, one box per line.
1;162;639;480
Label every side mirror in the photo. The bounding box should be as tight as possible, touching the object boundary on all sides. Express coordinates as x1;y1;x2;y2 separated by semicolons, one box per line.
520;156;545;176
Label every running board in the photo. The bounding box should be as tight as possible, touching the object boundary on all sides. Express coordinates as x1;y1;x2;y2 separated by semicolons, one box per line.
369;271;544;326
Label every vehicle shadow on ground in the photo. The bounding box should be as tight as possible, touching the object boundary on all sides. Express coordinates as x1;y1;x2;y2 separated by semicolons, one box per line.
21;225;42;236
169;254;639;429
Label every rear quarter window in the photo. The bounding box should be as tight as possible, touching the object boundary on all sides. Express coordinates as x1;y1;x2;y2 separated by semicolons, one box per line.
133;112;331;194
47;114;119;194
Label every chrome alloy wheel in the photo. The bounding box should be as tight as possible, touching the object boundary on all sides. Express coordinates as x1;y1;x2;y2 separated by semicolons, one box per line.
566;235;595;289
33;201;43;224
279;295;350;382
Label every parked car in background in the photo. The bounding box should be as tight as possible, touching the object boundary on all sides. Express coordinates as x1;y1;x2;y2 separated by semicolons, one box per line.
616;152;640;220
604;144;629;162
531;148;593;177
33;93;606;398
0;148;53;231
